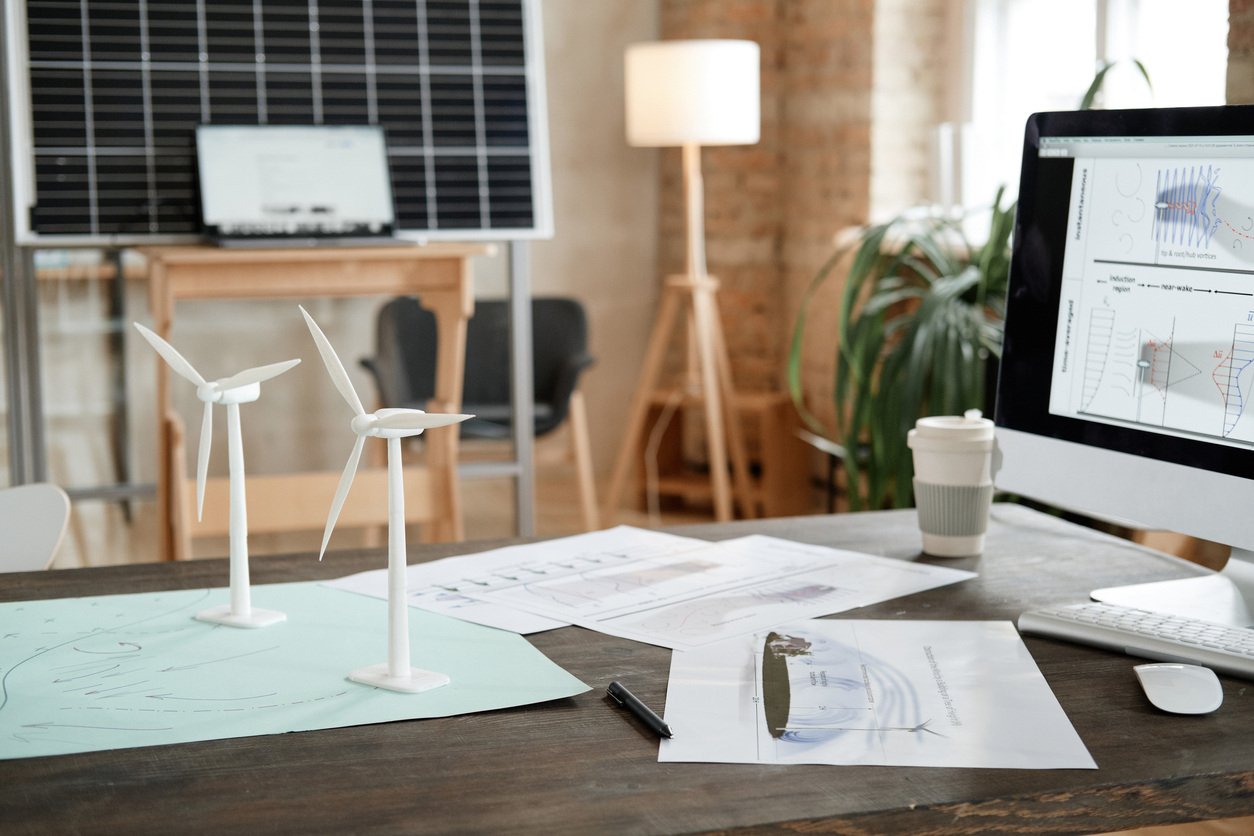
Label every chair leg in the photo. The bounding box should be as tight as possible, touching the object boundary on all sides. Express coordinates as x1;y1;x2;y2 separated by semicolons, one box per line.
567;389;600;531
166;410;192;561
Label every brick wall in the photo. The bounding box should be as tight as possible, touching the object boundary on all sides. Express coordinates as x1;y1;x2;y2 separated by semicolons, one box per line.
658;0;878;404
655;0;786;393
871;0;952;217
1230;0;1254;102
657;0;948;437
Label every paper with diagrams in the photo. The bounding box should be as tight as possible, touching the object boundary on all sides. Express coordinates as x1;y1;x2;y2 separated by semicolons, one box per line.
659;619;1096;769
0;582;588;760
325;526;711;634
452;531;975;650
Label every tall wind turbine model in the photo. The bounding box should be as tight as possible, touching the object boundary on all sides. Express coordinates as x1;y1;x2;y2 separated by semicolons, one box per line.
299;306;472;694
134;323;300;628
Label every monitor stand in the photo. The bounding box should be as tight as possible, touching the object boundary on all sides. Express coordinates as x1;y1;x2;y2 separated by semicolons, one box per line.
1091;548;1254;628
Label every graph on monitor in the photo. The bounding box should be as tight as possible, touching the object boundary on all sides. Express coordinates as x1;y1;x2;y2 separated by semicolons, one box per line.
1048;152;1254;446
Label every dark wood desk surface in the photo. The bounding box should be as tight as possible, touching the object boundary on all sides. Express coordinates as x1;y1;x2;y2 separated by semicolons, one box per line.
4;505;1252;835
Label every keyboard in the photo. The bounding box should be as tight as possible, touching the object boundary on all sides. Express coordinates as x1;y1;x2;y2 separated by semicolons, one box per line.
1018;601;1254;680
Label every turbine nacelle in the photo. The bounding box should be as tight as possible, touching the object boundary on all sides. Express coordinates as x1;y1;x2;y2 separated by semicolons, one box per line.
199;380;262;405
351;408;474;439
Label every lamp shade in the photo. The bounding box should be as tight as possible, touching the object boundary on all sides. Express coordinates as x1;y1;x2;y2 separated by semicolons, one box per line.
625;39;760;147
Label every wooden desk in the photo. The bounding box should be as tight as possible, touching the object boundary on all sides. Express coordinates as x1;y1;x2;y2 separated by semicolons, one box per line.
4;504;1252;834
139;244;488;561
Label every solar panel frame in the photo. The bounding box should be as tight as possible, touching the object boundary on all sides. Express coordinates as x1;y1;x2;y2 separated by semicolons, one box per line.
8;0;552;245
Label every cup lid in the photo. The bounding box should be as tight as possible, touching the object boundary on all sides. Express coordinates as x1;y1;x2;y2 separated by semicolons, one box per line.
911;409;995;442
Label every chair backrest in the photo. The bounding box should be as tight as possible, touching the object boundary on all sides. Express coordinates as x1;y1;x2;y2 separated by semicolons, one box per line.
0;483;71;571
366;296;594;436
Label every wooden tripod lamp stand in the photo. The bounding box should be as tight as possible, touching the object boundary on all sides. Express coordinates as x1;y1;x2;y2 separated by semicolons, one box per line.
604;39;761;523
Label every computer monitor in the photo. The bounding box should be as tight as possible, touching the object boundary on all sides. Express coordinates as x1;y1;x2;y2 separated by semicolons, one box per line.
195;124;396;242
994;104;1254;627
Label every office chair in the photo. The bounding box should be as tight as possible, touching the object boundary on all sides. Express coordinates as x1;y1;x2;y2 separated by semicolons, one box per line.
362;296;600;531
0;483;71;571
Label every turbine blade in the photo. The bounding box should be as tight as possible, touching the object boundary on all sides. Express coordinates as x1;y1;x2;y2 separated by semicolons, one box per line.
319;434;366;560
216;358;301;392
133;323;207;387
299;306;365;416
373;411;475;431
196;402;212;522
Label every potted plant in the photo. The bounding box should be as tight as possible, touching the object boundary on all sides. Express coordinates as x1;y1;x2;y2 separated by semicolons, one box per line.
787;59;1153;512
787;188;1015;511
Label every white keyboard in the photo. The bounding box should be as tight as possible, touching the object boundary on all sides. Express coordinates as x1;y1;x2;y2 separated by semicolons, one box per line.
1018;601;1254;680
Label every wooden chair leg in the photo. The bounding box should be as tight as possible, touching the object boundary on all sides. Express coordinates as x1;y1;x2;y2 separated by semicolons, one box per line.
166;410;192;562
567;389;600;531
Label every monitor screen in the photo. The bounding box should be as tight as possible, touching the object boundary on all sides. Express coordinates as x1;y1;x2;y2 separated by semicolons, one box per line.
195;124;396;239
994;105;1254;618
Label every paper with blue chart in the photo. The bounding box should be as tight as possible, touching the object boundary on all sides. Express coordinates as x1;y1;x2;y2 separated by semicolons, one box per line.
0;582;588;760
659;619;1096;769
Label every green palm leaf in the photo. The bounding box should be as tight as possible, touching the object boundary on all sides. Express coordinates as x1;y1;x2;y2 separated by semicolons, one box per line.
787;192;1015;510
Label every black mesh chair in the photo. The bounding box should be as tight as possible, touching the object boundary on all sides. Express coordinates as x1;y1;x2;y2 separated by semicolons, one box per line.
362;296;599;530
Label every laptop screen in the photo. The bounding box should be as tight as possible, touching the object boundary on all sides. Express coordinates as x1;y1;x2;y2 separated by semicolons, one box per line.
195;124;396;240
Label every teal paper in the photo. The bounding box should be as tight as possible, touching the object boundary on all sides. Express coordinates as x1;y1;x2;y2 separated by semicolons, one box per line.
0;582;588;760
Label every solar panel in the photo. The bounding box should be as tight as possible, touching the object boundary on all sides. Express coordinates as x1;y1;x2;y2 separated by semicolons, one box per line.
11;0;551;244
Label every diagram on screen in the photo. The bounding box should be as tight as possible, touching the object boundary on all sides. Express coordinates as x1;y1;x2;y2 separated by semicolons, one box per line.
1153;164;1223;249
1051;153;1254;446
1076;308;1206;426
1214;323;1254;436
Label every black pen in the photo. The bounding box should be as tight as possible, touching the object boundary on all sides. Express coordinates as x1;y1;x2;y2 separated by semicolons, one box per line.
607;680;673;738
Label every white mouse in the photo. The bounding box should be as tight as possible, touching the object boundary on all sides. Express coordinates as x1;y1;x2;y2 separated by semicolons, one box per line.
1133;663;1224;714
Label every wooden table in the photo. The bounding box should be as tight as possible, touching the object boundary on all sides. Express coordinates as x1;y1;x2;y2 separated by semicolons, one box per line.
139;244;488;561
4;504;1252;834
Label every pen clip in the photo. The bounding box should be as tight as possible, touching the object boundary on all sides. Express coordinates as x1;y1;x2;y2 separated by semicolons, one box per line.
606;683;625;705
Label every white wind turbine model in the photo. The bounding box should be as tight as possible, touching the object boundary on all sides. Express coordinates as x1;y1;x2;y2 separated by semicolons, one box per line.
134;323;300;628
299;305;472;694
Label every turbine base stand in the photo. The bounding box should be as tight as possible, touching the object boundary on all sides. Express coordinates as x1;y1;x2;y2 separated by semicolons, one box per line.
195;605;287;629
349;663;451;694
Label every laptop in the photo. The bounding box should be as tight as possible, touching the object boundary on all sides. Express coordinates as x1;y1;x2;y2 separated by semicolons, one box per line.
195;124;405;248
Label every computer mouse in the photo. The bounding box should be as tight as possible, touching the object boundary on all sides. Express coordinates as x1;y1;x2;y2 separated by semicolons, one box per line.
1133;663;1224;714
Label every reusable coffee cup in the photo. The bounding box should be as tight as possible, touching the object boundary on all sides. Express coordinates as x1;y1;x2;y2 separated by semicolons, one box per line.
907;409;996;557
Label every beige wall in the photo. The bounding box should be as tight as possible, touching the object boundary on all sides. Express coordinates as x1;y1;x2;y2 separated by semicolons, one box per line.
531;0;660;474
654;0;952;439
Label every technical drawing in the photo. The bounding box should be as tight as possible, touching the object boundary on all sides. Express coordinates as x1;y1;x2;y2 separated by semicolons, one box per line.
531;559;723;608
1078;305;1208;428
1081;308;1116;411
0;583;587;760
1140;331;1202;398
629;582;846;641
758;629;931;757
1213;323;1254;436
1154;164;1223;248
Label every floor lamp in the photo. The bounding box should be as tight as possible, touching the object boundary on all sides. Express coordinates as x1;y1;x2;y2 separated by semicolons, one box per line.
604;39;761;523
